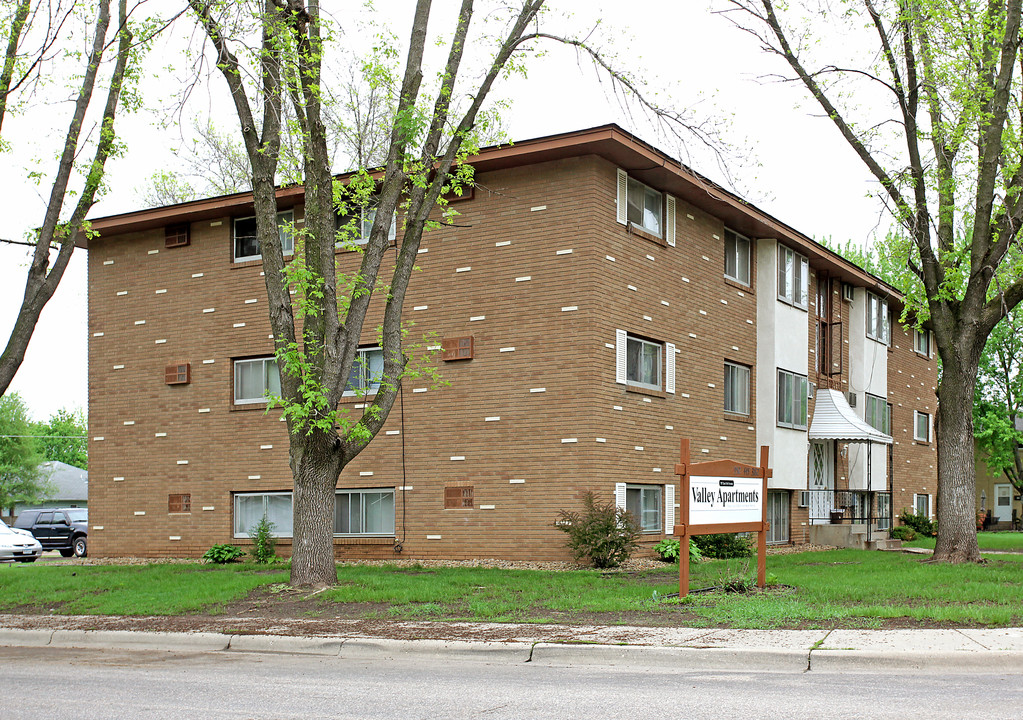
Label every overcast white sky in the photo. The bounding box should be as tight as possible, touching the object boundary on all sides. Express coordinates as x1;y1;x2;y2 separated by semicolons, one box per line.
0;1;886;421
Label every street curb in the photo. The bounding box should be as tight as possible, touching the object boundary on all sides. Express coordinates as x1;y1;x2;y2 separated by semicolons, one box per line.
0;628;54;647
4;627;1023;674
228;634;343;656
339;638;532;663
529;643;809;672
810;649;1023;674
49;629;230;652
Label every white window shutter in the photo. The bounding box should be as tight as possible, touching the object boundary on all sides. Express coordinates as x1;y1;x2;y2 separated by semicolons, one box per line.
665;194;676;246
616;168;628;225
665;342;676;394
664;484;675;534
615;329;627;384
615;482;627;510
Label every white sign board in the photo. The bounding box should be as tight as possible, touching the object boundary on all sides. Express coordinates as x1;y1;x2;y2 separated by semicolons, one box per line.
688;475;763;525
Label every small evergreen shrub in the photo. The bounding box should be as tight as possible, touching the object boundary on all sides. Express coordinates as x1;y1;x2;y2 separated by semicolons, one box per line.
691;532;754;559
555;491;639;569
890;525;917;542
249;515;278;564
202;544;245;564
899;509;936;538
653;537;704;563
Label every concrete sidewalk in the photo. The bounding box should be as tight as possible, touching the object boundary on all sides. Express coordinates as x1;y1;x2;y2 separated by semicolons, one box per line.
2;620;1022;673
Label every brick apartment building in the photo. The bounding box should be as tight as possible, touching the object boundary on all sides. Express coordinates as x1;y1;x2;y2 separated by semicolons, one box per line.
85;124;938;560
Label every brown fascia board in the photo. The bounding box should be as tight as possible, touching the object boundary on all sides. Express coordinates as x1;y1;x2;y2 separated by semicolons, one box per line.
85;123;899;300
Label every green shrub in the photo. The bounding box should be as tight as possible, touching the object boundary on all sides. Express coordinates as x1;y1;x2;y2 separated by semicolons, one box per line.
899;509;936;537
202;544;245;564
890;525;917;542
249;515;278;564
653;537;703;563
555;491;639;569
692;533;754;559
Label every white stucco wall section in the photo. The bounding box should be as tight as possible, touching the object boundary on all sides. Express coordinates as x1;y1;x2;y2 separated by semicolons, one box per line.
756;239;810;490
847;287;889;491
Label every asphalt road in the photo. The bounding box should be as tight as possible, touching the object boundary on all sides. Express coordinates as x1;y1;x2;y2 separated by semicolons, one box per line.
5;645;1022;719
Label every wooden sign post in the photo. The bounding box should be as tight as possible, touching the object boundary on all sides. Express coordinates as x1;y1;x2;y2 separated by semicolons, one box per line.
675;438;772;598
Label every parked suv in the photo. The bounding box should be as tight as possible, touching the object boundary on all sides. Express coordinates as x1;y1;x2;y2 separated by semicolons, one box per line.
14;508;88;557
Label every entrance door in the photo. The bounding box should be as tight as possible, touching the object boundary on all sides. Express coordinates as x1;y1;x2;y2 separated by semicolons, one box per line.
994;484;1013;523
809;441;834;524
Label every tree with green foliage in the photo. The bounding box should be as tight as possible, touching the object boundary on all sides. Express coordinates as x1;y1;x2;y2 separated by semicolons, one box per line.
187;0;705;587
1;0;148;398
973;307;1023;498
728;0;1023;562
0;393;49;516
31;407;87;469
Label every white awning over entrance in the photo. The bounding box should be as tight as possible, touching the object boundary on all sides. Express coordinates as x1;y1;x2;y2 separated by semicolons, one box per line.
808;389;893;445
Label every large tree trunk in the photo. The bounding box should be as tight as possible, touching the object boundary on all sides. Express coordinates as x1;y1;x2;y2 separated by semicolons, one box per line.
933;361;983;563
289;433;343;587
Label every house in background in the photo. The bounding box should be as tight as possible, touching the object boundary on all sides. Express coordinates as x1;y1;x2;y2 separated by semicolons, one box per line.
13;460;88;517
975;418;1022;530
83;124;938;560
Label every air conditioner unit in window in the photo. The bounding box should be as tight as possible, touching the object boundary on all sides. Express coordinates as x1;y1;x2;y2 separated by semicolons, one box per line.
842;283;855;302
798;491;810;508
847;392;857;407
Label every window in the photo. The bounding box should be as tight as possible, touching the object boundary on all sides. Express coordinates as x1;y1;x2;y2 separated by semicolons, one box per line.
865;393;891;435
168;494;191;513
877;493;891;530
615;169;676;245
615;330;674;393
233;210;295;262
724;229;751;285
914;328;930;356
914;411;931;442
626;176;663;237
626;484;662;533
234;357;281;405
444;486;474;509
336;201;396;248
766;491;789;544
344;347;384;396
626;334;662;391
233;492;293;537
777;245;809;309
334;489;395;535
914;493;931;518
866;292;891;344
724;361;751;415
777;369;808;430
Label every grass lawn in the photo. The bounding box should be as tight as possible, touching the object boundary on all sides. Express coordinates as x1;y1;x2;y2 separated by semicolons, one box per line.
904;530;1023;552
0;548;1020;628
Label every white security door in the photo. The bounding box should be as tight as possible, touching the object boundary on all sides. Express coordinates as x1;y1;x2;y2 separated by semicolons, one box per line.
994;484;1013;523
809;441;834;524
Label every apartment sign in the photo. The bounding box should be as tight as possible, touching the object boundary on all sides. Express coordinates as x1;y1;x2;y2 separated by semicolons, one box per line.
688;475;763;526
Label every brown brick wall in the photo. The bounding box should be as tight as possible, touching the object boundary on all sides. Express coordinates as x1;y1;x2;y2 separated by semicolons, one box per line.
88;153;937;559
887;323;939;520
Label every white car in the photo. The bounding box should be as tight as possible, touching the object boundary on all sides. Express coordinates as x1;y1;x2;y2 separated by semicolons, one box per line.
0;518;43;563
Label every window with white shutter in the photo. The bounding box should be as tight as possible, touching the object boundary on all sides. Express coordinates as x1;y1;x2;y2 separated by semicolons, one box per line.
665;343;676;394
664;484;675;534
665;195;676;246
616;169;629;225
615;482;627;510
615;329;628;384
